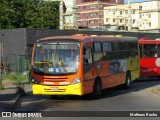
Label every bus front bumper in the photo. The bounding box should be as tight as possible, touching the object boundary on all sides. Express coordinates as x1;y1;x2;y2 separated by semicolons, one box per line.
32;83;83;96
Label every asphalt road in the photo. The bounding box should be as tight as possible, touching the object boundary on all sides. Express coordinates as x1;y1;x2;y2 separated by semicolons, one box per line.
1;78;160;120
13;78;160;111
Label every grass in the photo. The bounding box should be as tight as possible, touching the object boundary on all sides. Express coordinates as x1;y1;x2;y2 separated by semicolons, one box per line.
0;73;28;96
2;73;29;87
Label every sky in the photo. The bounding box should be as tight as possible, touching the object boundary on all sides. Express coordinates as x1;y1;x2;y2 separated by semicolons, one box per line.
124;0;151;3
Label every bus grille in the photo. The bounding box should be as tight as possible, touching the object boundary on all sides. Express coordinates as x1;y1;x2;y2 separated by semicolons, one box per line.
44;77;68;82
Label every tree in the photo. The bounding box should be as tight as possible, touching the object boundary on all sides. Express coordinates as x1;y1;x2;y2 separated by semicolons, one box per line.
0;0;61;29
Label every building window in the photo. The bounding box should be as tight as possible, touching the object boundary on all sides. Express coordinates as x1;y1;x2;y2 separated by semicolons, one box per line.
99;5;103;8
139;14;142;18
106;18;108;22
149;22;151;26
77;6;80;10
113;18;115;22
90;5;97;8
99;12;103;15
77;13;80;17
89;20;97;24
133;19;135;24
149;14;151;18
133;10;135;14
125;10;128;15
83;6;86;9
99;19;103;23
139;24;142;27
120;11;122;15
120;19;122;23
90;12;98;16
139;6;142;10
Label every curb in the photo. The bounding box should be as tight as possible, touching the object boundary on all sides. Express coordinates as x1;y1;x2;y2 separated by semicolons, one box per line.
150;88;160;96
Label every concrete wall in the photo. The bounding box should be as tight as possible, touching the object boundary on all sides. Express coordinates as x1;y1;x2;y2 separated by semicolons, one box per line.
0;28;160;57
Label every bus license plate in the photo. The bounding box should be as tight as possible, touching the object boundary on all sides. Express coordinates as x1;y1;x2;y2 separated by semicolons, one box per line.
50;87;59;90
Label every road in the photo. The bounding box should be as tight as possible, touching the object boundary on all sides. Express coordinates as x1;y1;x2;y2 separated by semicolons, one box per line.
1;79;160;120
1;79;160;119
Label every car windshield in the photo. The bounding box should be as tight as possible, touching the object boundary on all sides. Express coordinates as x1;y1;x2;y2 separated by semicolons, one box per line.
33;41;80;75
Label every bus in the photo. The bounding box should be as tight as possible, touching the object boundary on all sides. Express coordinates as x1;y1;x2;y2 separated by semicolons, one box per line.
31;34;140;98
139;38;160;78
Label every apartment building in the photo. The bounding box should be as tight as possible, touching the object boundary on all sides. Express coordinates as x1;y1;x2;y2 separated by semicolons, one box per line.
76;0;124;29
139;0;160;31
104;3;140;31
104;0;160;31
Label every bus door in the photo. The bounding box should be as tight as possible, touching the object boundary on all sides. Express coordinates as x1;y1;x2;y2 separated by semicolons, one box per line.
82;41;95;94
140;44;160;77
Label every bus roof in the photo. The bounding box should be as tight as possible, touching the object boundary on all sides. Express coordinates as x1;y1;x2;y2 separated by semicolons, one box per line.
139;38;160;44
37;34;137;43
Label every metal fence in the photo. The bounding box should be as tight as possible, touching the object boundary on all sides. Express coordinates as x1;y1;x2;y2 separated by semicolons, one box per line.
2;54;30;75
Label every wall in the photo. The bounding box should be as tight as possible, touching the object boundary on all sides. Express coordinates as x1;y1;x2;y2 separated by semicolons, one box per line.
0;28;160;58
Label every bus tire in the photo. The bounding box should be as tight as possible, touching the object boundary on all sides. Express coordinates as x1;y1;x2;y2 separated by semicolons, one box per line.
123;72;131;89
92;79;102;99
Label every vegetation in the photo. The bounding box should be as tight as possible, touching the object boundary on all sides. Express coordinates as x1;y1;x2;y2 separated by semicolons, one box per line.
0;0;66;30
2;73;29;85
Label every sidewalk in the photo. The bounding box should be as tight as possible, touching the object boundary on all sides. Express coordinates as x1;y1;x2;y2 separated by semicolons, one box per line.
0;84;18;111
0;81;31;111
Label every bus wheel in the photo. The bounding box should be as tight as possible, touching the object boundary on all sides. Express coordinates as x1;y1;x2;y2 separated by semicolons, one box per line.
92;79;102;99
123;73;131;89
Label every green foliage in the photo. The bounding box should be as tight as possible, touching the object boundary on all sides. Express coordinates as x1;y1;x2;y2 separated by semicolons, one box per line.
2;73;28;82
0;0;61;29
0;85;4;90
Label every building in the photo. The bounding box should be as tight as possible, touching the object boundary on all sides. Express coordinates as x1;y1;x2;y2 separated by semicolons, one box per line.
139;0;160;31
44;0;77;30
104;0;160;32
76;0;124;30
104;3;140;31
63;0;77;30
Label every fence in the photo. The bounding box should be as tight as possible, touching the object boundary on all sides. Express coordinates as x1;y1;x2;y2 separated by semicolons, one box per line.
4;54;29;74
1;54;31;83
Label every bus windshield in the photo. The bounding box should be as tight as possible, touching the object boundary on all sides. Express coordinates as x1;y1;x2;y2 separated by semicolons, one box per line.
33;41;80;75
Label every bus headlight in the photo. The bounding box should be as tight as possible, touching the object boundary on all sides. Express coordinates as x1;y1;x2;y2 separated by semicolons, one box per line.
31;78;40;84
70;77;81;85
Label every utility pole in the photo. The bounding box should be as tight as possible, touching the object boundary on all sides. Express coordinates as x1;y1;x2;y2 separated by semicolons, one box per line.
73;0;77;29
59;0;64;30
128;0;132;31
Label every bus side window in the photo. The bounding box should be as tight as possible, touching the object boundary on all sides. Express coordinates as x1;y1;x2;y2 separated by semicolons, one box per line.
93;42;103;62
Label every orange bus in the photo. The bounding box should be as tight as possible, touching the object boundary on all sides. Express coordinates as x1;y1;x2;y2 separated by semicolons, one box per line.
139;38;160;77
31;34;140;98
